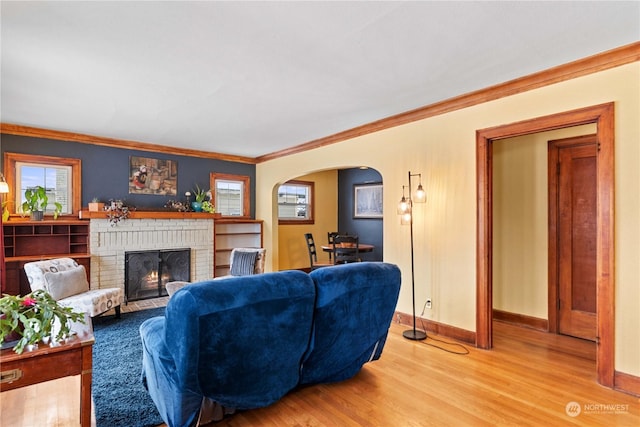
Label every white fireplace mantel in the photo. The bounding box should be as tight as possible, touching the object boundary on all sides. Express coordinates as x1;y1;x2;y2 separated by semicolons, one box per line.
88;215;214;292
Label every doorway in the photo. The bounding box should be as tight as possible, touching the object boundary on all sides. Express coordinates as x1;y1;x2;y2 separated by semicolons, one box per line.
549;135;597;341
476;103;615;387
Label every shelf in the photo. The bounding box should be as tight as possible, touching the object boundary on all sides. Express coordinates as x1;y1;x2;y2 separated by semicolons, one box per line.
2;220;91;295
213;219;263;277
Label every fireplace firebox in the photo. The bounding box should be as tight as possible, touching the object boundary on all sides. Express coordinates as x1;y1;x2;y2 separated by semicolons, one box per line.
125;249;190;302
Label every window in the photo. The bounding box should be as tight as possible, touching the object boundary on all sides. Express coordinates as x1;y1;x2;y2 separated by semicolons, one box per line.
4;153;81;216
210;173;250;217
278;180;314;224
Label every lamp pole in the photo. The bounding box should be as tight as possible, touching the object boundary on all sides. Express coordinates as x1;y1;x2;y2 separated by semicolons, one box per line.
403;171;427;341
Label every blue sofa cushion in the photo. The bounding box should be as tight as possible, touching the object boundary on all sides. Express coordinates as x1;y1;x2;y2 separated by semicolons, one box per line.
301;262;401;385
140;270;316;427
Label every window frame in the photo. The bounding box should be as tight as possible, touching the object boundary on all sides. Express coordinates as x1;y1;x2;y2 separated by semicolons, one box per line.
4;152;82;218
278;180;314;225
209;172;251;218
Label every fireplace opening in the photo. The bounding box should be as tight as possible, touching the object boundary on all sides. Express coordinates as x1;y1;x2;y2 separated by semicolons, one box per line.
125;248;190;302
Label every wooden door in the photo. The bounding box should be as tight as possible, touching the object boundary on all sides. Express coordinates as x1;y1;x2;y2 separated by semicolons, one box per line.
551;136;597;341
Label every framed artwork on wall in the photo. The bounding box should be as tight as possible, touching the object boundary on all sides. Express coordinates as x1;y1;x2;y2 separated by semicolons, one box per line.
129;156;177;196
354;183;383;218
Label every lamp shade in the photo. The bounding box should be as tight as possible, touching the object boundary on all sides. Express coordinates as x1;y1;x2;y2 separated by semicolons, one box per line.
0;181;9;194
414;183;426;203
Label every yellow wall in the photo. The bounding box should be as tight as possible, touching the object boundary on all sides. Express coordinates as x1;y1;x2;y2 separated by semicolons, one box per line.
492;124;596;319
277;170;338;270
256;62;640;376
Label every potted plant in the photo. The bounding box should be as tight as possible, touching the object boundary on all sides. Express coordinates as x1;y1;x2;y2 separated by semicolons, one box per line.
88;197;105;212
0;289;85;354
201;200;216;214
21;186;62;220
191;184;210;212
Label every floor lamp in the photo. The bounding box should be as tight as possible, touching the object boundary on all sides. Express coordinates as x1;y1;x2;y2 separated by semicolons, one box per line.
398;171;427;341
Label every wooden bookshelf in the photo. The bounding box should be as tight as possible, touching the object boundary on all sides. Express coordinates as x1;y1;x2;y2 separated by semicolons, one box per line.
2;220;90;295
214;219;263;277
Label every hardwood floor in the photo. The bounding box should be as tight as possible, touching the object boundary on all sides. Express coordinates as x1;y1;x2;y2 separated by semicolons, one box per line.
1;318;638;426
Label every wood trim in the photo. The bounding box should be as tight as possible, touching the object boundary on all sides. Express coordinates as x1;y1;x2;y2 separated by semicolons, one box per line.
394;311;476;345
0;123;257;165
257;42;639;162
4;152;82;217
615;371;640;397
78;210;217;220
209;172;251;218
278;180;315;225
476;102;615;388
492;309;548;332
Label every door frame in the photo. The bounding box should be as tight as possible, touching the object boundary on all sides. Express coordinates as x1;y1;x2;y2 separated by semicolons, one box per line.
476;102;614;387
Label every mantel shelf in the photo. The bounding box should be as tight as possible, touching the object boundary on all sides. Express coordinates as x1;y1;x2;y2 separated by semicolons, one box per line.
78;210;219;220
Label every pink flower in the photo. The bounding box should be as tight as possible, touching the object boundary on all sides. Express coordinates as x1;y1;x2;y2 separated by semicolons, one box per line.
21;297;37;307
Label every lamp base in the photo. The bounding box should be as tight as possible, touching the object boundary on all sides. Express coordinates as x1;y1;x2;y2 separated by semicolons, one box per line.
403;329;427;341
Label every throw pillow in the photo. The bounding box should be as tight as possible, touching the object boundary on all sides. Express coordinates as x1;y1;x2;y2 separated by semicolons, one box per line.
44;266;90;300
230;251;258;276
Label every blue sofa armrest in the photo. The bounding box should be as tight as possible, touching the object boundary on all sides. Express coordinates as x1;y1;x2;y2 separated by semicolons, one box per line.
301;262;401;385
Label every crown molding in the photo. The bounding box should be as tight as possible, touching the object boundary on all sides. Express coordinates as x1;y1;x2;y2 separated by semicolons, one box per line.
256;41;640;162
2;42;638;164
0;124;257;165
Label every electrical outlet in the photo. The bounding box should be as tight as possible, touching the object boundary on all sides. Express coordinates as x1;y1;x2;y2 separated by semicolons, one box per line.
426;298;432;309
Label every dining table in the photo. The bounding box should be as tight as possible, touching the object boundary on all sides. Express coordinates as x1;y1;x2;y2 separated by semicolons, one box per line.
321;243;375;253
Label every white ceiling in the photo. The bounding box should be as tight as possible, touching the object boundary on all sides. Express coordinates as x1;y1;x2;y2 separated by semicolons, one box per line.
1;1;638;158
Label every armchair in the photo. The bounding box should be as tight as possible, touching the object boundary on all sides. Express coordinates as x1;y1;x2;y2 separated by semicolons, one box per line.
23;257;123;318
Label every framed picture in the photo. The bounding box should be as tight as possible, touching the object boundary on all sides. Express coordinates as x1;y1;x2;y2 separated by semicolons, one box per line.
354;183;383;218
129;156;177;195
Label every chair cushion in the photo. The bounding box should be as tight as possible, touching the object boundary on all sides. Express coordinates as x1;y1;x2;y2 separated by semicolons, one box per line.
44;265;90;300
230;250;258;276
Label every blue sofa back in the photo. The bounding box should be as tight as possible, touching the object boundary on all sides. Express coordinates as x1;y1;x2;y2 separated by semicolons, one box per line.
140;262;401;427
301;262;401;384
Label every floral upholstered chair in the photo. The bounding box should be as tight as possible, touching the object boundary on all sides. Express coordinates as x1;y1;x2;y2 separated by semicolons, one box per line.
23;257;123;318
165;248;266;297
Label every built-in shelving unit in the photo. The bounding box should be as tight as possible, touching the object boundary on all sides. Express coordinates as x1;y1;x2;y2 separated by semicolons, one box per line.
214;219;263;277
2;220;90;295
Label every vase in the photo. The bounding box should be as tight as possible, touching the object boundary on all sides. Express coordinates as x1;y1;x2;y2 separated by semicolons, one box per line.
31;211;44;221
0;313;23;349
191;202;203;212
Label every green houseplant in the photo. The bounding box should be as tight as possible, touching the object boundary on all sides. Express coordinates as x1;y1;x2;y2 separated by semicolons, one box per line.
191;184;211;212
0;289;85;354
21;186;63;220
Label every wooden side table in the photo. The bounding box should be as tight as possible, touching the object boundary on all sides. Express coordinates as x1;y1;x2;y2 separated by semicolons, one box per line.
0;317;94;427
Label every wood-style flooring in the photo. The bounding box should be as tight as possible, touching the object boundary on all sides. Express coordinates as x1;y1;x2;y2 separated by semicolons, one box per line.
1;317;638;426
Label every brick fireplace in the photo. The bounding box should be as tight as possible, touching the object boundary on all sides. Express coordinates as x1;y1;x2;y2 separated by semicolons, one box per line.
87;216;214;299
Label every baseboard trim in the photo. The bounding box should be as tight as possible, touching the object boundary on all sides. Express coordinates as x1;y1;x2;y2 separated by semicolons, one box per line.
393;311;476;345
615;371;640;397
492;309;548;332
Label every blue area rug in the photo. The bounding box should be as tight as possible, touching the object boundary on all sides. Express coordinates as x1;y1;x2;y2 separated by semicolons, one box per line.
93;307;166;427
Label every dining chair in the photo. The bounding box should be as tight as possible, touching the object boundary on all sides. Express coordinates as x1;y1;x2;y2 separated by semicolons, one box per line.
332;234;360;264
327;232;339;262
304;233;332;271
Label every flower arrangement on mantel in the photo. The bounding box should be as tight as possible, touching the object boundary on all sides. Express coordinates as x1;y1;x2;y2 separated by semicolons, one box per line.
105;199;132;226
0;290;86;354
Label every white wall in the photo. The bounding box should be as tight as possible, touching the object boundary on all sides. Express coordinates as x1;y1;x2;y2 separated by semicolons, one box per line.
256;62;640;376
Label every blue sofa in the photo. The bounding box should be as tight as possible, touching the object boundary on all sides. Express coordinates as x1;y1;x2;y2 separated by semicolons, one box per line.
140;262;401;427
